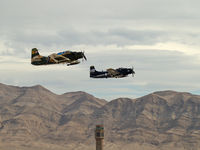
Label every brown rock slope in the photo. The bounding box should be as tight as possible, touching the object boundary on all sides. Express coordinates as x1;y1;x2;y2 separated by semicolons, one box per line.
0;83;106;150
0;83;200;150
91;91;200;150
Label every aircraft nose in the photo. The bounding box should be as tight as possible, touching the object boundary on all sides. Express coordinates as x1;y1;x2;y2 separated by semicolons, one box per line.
81;52;87;60
131;68;135;77
130;68;135;75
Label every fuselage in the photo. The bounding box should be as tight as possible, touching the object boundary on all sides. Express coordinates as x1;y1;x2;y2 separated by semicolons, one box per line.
31;49;85;66
90;67;134;78
90;71;109;78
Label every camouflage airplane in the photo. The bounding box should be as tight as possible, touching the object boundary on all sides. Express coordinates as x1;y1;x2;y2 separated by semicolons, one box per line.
31;48;87;66
90;66;135;78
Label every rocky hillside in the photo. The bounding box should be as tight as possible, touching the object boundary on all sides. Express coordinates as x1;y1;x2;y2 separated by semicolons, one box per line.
0;83;200;150
91;91;200;150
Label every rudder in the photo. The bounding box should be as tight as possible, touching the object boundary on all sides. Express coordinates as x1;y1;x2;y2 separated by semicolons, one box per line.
32;48;40;58
90;66;96;73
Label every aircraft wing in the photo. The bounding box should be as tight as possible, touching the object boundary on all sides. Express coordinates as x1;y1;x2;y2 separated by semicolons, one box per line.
107;68;119;77
67;60;80;66
48;53;70;63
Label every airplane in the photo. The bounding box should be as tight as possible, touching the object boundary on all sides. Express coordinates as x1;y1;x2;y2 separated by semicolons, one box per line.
31;48;87;66
90;66;135;78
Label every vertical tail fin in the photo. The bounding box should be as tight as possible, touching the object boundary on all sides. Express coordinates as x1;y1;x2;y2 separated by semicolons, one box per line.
90;66;96;73
32;48;40;58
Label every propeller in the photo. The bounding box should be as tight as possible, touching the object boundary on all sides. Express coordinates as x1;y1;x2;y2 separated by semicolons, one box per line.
82;51;87;61
132;66;135;77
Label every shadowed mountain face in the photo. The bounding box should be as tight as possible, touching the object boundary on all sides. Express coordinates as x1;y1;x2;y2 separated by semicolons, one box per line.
0;83;200;150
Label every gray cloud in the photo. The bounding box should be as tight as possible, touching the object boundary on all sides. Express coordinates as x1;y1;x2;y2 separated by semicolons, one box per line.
0;0;200;99
1;0;200;56
2;27;200;57
0;49;199;100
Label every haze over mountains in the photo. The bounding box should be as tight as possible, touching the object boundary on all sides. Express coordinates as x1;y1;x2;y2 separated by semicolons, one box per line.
0;83;200;150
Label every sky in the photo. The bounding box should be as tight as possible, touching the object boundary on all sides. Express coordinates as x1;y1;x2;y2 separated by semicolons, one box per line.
0;0;200;100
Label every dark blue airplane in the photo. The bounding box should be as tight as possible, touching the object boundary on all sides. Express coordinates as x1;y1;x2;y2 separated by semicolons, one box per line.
90;66;135;78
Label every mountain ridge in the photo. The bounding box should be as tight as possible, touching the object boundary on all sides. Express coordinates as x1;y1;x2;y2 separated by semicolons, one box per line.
0;83;200;150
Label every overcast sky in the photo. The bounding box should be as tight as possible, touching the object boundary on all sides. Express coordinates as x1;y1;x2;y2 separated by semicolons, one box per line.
0;0;200;100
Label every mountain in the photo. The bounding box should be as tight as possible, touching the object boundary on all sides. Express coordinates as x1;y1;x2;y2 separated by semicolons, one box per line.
0;83;200;150
91;91;200;150
0;83;106;150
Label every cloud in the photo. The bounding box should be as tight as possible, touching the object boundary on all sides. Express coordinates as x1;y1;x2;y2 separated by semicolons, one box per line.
1;0;200;57
0;0;200;100
0;48;199;100
1;28;200;58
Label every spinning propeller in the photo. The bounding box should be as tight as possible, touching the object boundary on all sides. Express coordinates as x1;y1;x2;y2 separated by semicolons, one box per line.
81;51;87;61
132;66;135;77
